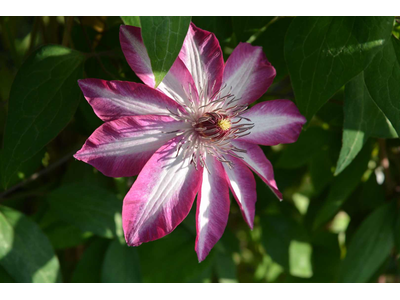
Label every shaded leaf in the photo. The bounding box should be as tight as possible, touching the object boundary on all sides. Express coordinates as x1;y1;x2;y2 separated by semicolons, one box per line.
101;239;141;283
365;36;400;136
336;72;397;175
44;222;93;250
339;203;395;282
47;183;122;238
260;214;309;271
1;45;85;188
72;238;110;283
140;16;191;87
0;206;61;282
138;226;213;283
277;127;337;169
314;141;372;229
285;16;394;121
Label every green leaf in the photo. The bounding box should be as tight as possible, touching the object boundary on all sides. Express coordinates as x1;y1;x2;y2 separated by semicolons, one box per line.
335;72;397;175
72;238;110;283
364;36;400;136
314;141;372;229
1;45;85;188
47;183;122;238
339;203;395;282
285;17;394;121
138;226;213;282
44;222;93;250
0;206;61;282
120;16;141;27
289;240;313;278
140;16;191;87
101;239;141;283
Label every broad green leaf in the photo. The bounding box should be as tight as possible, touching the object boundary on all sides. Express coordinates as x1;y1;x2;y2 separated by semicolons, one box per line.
339;203;395;282
120;16;140;27
140;16;191;87
72;238;110;283
313;142;372;229
335;72;397;175
365;36;400;136
101;239;141;283
1;45;85;188
138;226;213;283
47;183;122;238
285;17;394;121
0;206;61;282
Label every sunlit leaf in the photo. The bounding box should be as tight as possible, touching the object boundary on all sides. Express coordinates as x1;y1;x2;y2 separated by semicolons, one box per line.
120;16;140;27
335;72;397;175
140;16;191;87
0;206;61;283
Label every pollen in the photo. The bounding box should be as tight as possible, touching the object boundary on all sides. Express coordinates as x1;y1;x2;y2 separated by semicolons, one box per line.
217;119;231;131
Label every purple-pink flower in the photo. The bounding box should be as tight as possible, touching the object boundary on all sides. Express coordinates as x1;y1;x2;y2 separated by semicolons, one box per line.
74;23;306;262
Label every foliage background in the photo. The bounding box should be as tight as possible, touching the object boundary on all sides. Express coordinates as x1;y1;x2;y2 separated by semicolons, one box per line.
1;16;400;283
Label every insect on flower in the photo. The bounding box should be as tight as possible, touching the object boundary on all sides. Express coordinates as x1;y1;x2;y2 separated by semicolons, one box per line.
74;23;306;262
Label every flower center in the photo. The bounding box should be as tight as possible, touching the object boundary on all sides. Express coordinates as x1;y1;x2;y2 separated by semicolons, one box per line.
217;119;231;131
165;83;255;170
194;113;231;141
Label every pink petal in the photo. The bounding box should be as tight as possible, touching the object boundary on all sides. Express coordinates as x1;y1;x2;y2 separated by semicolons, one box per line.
120;25;155;87
231;140;282;200
120;25;198;108
222;43;276;106
196;156;230;262
223;156;257;229
179;22;224;101
74;115;185;177
238;100;306;146
123;138;202;246
78;79;183;121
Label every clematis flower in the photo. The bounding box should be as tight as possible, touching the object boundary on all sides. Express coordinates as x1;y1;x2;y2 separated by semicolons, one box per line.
74;23;306;262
